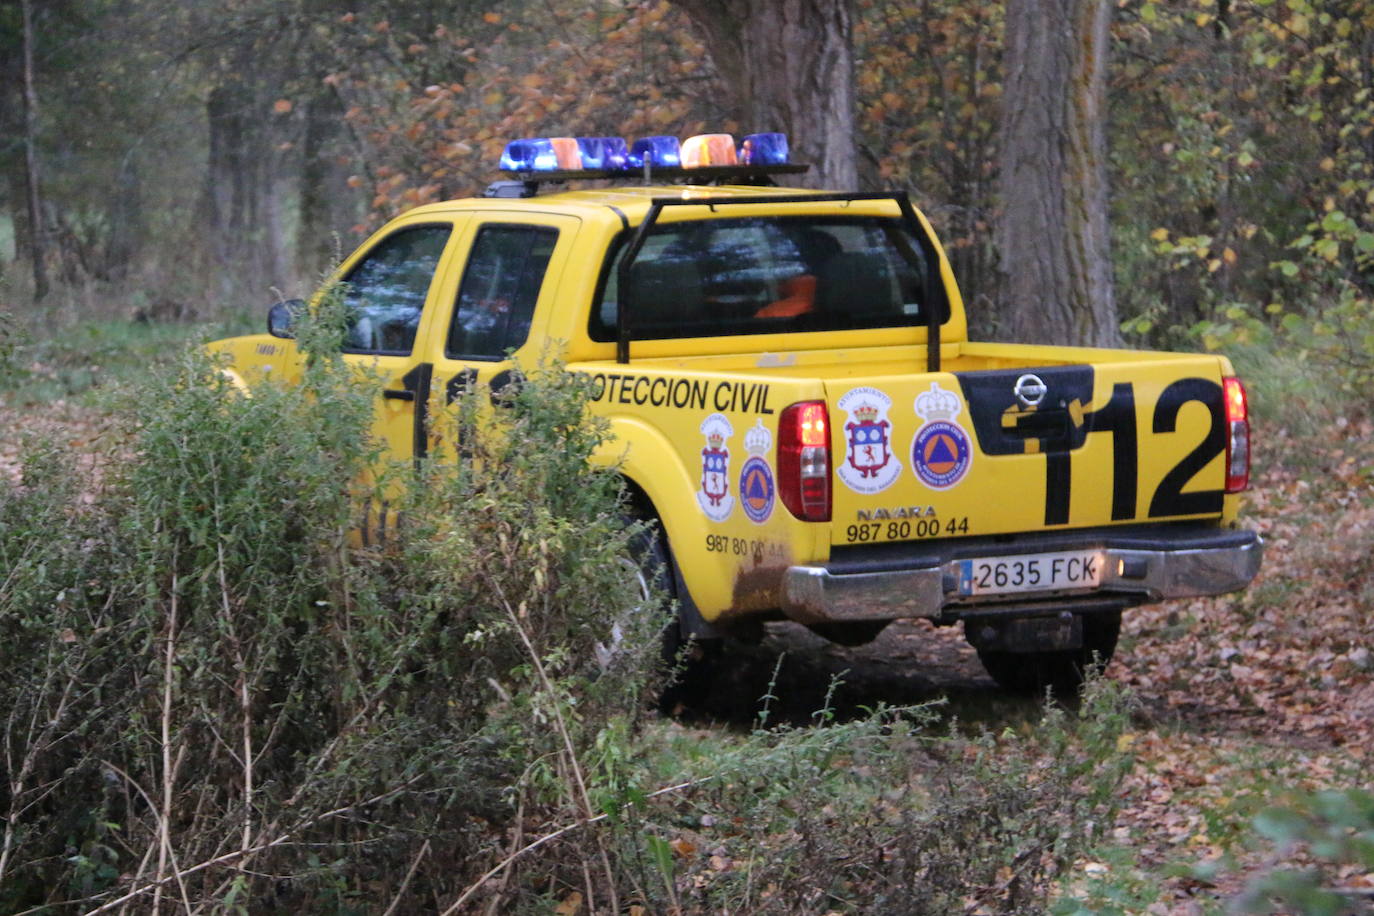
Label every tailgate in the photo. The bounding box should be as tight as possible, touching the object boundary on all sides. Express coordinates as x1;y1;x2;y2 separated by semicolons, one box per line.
825;358;1231;546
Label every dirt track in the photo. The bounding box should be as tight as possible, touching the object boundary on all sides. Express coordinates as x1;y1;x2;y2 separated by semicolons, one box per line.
684;618;1029;727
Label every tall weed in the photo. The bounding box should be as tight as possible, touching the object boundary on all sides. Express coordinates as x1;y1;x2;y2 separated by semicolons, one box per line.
1;312;1138;912
588;678;1135;915
0;310;663;910
0;439;125;904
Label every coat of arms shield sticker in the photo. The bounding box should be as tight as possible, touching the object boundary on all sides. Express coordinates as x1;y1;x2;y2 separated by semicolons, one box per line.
738;419;776;524
910;382;973;490
697;413;735;521
836;386;902;494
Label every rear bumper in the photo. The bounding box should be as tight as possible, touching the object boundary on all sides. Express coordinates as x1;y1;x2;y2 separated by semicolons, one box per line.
780;524;1263;624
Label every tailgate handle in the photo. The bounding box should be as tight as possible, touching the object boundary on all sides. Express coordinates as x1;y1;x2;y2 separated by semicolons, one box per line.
1001;400;1086;448
1003;407;1068;438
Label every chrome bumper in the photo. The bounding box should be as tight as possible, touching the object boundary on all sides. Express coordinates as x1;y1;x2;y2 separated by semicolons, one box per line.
781;527;1263;624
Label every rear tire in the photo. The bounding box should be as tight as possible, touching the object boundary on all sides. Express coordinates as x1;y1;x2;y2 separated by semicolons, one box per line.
619;515;720;711
975;611;1121;695
613;516;676;655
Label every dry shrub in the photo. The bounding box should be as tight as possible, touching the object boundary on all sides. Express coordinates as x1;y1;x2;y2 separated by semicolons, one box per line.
1;306;1134;912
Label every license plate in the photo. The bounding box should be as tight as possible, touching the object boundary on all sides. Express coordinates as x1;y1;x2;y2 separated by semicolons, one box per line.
958;550;1103;597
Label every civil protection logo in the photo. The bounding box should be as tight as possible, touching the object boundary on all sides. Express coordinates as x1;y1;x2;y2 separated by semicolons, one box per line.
738;419;775;524
836;386;902;495
697;412;735;522
910;382;972;490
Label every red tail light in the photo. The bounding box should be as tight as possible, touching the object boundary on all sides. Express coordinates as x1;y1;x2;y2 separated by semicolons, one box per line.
778;400;831;522
1223;376;1250;493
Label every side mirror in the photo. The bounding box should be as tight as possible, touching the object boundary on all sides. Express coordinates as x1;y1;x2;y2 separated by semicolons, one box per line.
267;298;306;339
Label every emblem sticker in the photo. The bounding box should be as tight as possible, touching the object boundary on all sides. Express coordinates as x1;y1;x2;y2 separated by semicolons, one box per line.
910;382;973;490
837;386;902;494
738;419;776;524
697;413;735;522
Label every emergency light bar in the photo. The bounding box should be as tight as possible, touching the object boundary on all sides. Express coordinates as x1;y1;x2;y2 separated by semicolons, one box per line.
493;131;805;190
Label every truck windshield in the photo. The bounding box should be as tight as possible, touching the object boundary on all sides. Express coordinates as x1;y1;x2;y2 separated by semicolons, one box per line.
590;216;943;342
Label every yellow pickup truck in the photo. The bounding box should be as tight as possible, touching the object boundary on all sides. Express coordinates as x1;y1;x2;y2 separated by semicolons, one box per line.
209;133;1262;692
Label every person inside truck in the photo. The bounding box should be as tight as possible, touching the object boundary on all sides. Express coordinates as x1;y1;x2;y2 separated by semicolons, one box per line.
754;226;842;320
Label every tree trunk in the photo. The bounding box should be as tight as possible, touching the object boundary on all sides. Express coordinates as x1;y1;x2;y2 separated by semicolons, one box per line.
103;152;143;281
6;165;32;269
669;0;858;189
296;87;358;279
994;0;1118;346
197;79;287;300
21;0;49;301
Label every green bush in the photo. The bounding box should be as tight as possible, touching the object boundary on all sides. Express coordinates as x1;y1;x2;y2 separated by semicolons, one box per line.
1;311;1139;912
0;309;666;910
0;437;124;906
1125;200;1374;434
0;310;16;385
595;677;1136;915
0;316;208;406
1232;789;1374;916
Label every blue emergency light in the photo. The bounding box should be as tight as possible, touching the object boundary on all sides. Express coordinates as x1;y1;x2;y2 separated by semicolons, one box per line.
739;132;788;165
628;136;681;168
577;136;630;169
499;138;560;171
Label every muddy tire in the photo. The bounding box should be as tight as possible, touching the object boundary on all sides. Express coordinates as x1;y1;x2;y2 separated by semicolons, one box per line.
975;611;1121;695
618;516;720;711
600;518;672;655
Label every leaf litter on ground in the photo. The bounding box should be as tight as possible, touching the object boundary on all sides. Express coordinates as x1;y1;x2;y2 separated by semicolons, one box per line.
1100;419;1374;909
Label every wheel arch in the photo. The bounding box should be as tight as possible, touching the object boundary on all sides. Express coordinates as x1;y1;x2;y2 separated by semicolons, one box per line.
616;471;723;641
601;418;727;642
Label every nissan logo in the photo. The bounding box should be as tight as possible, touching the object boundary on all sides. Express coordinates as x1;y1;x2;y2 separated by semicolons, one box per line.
1013;373;1047;408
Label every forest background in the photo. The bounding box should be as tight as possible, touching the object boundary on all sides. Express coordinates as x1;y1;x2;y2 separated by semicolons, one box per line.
1;0;1372;381
3;0;1374;912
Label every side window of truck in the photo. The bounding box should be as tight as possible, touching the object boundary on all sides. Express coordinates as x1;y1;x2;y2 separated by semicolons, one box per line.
447;224;559;360
592;216;935;341
340;224;452;355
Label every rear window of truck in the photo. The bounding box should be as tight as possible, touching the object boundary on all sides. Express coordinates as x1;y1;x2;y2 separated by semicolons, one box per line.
589;216;945;342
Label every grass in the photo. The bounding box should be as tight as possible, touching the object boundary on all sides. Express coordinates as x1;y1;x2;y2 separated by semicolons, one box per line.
4;319;204;403
0;269;264;407
0;314;267;407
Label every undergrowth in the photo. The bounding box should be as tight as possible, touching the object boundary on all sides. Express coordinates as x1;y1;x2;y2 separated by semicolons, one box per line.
1;307;1141;912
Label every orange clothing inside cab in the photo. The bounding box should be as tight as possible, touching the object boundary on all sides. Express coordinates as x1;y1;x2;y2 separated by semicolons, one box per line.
755;274;817;318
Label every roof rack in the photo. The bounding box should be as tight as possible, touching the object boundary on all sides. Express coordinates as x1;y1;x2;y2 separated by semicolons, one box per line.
485;162;810;198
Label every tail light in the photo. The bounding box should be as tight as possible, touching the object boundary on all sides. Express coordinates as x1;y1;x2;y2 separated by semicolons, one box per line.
778;400;832;522
1223;376;1250;492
